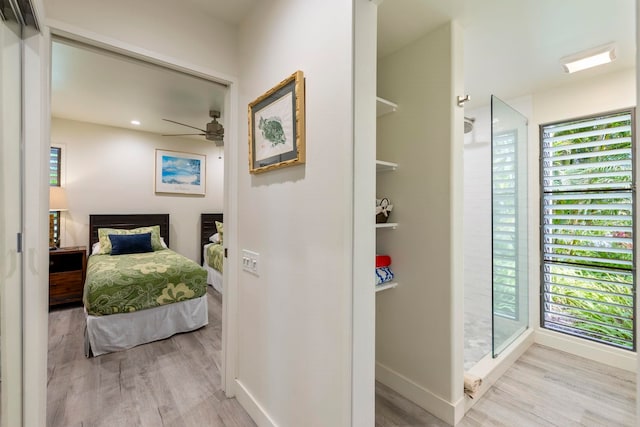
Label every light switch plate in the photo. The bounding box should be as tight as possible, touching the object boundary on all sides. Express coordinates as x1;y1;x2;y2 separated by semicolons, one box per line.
241;249;260;275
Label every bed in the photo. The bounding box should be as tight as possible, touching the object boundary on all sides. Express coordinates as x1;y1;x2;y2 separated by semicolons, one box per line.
84;214;208;356
200;213;224;293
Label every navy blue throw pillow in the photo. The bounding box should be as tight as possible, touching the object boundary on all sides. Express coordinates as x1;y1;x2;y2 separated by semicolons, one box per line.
109;232;153;255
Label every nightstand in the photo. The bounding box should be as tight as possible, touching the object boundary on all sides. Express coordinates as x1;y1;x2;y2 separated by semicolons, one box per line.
49;246;87;307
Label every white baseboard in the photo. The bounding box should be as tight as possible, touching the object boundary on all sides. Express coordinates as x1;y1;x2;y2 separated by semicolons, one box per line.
234;379;278;427
376;361;461;425
535;328;636;372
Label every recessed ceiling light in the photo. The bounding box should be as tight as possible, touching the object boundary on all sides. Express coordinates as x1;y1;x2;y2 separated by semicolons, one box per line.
130;120;141;126
561;44;616;74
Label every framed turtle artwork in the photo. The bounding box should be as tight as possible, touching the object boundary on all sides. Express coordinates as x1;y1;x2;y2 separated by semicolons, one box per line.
248;70;305;174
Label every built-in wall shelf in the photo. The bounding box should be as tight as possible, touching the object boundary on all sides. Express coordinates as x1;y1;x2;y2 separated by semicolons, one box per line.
376;160;398;172
376;222;398;229
377;97;398;117
376;98;398;295
376;282;398;293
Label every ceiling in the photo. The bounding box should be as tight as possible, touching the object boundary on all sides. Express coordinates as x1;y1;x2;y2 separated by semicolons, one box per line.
184;0;257;25
51;40;228;140
379;0;635;110
50;0;635;135
50;0;257;141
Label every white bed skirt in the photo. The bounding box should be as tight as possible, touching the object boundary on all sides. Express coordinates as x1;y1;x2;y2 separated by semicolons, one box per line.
85;295;208;356
203;243;223;293
204;263;223;293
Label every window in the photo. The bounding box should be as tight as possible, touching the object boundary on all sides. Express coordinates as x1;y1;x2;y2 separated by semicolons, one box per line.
50;147;61;247
50;146;61;186
540;109;635;350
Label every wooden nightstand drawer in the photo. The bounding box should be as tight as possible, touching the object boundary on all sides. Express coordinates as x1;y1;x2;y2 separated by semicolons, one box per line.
50;271;84;304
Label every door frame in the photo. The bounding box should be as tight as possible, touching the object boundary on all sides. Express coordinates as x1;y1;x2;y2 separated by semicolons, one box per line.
26;17;241;424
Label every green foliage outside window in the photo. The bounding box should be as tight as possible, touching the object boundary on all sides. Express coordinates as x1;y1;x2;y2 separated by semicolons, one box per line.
541;110;635;350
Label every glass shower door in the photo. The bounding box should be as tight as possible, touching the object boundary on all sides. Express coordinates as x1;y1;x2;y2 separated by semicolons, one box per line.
491;95;528;357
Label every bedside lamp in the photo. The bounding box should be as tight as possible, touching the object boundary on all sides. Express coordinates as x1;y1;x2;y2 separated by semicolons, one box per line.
49;186;68;249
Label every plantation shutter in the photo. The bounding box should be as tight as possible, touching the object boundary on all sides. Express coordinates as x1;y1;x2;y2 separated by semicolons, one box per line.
541;109;635;350
50;146;61;186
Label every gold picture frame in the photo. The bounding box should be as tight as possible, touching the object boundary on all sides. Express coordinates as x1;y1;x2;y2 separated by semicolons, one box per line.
248;70;305;174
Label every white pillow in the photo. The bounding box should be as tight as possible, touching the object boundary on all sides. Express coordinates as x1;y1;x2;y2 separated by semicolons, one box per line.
91;242;101;255
209;233;220;243
160;237;168;248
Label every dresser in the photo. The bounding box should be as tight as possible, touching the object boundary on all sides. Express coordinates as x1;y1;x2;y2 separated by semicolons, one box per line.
49;246;87;307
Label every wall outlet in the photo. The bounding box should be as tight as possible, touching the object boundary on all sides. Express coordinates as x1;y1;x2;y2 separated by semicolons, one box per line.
241;249;259;275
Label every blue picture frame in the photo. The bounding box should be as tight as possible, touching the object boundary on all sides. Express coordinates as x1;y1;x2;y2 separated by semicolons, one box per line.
155;149;206;195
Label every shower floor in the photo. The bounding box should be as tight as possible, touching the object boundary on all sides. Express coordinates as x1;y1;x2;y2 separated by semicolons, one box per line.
464;280;492;371
464;314;491;371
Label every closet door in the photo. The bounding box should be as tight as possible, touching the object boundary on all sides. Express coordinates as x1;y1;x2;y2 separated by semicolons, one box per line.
0;5;23;427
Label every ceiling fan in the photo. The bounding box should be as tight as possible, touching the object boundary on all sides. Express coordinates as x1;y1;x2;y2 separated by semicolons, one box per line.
162;110;224;145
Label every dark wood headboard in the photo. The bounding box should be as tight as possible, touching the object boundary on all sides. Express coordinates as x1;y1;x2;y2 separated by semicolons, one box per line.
200;213;223;265
89;214;170;249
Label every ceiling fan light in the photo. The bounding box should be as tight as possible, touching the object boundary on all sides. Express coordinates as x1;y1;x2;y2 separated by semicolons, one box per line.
561;44;616;74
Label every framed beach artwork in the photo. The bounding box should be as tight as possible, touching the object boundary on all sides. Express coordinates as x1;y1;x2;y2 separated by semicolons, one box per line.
248;70;305;174
155;149;206;195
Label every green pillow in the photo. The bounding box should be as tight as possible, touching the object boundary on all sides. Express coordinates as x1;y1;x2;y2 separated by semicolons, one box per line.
97;225;163;254
215;221;224;244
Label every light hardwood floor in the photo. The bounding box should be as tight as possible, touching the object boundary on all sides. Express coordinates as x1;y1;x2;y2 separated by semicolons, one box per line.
376;344;636;427
47;287;256;427
49;290;636;427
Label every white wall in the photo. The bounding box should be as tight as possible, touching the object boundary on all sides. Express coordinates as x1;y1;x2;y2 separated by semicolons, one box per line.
43;0;238;79
375;22;465;425
533;68;636;123
235;1;354;426
352;1;379;425
51;118;223;261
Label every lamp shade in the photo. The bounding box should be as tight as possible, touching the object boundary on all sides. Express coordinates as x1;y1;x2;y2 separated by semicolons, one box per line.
49;186;69;211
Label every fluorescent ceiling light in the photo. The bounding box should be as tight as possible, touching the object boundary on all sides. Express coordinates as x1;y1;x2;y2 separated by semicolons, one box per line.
130;120;141;125
561;44;616;74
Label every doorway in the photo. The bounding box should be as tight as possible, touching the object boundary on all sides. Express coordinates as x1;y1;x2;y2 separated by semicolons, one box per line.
46;34;238;425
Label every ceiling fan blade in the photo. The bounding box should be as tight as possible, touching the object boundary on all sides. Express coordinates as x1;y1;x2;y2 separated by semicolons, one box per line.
162;118;206;132
162;133;206;137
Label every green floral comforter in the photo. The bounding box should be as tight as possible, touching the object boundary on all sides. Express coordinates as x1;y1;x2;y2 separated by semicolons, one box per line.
205;243;224;273
84;249;207;316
